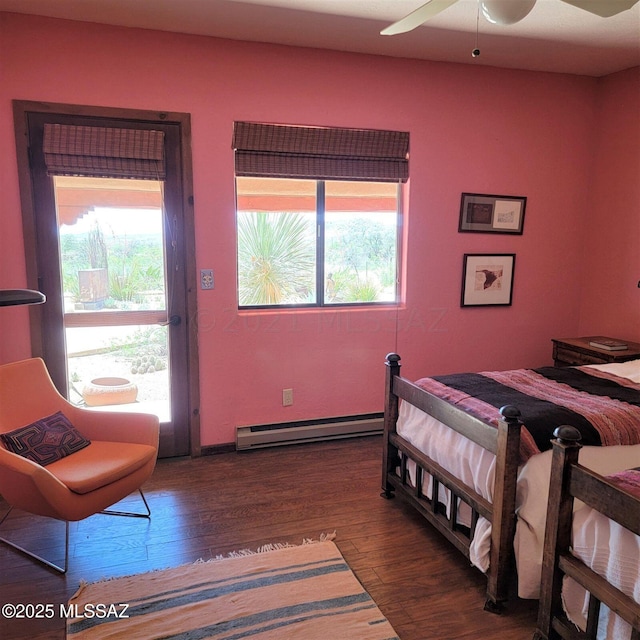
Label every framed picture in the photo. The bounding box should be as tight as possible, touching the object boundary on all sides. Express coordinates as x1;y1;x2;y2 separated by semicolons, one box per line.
458;193;526;234
461;254;515;307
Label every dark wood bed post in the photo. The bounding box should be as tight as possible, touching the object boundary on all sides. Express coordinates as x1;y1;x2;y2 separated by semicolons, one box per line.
532;426;582;640
381;353;401;499
485;404;523;613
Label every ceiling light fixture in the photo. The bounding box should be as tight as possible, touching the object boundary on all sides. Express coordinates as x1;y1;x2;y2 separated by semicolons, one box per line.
481;0;537;25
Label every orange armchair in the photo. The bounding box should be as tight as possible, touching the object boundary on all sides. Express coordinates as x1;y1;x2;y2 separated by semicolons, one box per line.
0;357;159;572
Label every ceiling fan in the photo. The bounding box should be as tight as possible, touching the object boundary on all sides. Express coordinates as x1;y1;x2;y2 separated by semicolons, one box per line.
380;0;640;35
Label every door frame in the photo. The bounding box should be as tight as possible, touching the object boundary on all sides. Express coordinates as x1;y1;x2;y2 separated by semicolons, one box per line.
13;100;201;457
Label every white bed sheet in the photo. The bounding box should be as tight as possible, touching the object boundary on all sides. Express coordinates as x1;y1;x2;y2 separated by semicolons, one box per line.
562;502;640;640
395;359;640;599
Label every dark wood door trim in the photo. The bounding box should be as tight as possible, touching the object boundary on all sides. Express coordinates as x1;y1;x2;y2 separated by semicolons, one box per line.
12;100;201;457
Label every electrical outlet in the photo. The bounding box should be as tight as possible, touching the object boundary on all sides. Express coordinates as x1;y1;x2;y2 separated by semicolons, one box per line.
200;269;214;290
282;388;293;406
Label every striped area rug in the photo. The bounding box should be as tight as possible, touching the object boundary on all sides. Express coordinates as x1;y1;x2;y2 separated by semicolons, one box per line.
66;539;399;639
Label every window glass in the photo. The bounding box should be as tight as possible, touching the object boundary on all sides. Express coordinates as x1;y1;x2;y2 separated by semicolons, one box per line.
56;177;166;314
324;181;398;304
237;178;316;306
236;177;399;308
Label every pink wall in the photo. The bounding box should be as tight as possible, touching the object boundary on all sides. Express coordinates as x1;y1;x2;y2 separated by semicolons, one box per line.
577;68;640;340
0;13;635;446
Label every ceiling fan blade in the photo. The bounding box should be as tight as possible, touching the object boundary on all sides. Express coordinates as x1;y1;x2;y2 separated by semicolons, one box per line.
560;0;639;18
380;0;460;36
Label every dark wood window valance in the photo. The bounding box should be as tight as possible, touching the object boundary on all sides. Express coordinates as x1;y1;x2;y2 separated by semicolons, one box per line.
232;122;409;183
43;123;165;180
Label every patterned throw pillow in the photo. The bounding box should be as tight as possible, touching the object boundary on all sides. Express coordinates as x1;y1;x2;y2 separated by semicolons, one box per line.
0;411;91;466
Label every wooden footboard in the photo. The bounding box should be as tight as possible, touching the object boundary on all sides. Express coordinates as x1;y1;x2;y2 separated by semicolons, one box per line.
533;427;640;640
381;353;523;612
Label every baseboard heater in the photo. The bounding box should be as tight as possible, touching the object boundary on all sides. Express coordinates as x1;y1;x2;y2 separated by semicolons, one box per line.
236;413;384;450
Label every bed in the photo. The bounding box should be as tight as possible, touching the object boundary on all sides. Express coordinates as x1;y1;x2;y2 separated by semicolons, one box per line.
533;426;640;639
381;353;640;612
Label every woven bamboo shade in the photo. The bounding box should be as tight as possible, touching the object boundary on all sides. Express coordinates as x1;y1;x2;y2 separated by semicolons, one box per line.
43;124;165;180
233;122;409;183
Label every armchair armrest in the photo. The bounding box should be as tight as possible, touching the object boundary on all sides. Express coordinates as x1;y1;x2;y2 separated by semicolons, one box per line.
64;406;159;448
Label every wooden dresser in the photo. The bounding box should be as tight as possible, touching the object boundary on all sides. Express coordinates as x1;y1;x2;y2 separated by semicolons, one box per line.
552;336;640;367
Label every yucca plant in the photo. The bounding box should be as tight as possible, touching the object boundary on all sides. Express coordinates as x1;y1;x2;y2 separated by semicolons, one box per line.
347;279;380;303
237;212;315;305
327;269;381;303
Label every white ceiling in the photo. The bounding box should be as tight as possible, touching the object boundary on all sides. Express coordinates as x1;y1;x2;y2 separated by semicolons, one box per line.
1;0;639;76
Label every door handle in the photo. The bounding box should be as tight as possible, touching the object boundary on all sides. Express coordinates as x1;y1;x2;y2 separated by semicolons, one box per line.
160;315;182;327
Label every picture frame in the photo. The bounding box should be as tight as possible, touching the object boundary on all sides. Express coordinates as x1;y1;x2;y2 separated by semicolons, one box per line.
461;253;515;307
458;193;526;234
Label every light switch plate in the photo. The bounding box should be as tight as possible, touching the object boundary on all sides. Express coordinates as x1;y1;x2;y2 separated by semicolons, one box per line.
200;269;214;290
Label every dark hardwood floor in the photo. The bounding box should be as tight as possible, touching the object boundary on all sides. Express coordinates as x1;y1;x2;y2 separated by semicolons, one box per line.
0;436;537;639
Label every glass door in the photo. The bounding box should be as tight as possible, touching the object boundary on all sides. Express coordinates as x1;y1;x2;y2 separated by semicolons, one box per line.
55;176;172;422
13;103;198;458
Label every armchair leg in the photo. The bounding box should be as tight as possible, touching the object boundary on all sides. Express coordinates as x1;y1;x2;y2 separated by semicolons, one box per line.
100;489;151;519
0;506;69;574
0;490;150;573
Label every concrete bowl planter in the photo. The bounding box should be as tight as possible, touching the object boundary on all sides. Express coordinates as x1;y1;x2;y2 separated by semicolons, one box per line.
82;376;138;406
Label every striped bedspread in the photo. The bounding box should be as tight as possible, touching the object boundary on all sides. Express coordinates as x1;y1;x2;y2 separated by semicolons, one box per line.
607;468;640;499
415;365;640;461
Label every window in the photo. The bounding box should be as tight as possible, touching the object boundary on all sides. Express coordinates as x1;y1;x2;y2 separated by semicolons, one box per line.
233;122;408;309
236;177;400;307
